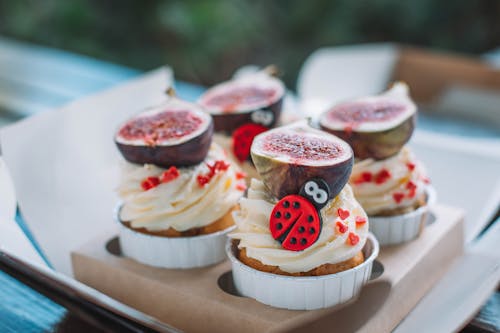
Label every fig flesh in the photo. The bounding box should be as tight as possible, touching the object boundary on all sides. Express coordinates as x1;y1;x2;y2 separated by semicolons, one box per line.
198;68;285;133
319;82;416;160
115;98;213;167
251;122;353;200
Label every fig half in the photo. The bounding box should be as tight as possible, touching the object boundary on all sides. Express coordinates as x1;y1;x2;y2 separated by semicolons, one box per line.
115;97;213;167
198;66;285;133
319;82;417;160
251;122;353;200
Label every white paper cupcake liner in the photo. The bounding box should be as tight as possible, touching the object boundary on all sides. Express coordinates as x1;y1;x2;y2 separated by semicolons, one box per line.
369;186;437;246
226;233;379;310
116;205;235;268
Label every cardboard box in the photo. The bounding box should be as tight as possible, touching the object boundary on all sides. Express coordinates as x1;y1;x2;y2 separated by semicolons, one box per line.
72;204;463;333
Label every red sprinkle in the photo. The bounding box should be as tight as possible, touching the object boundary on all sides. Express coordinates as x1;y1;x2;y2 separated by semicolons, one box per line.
422;176;431;184
406;162;416;171
236;183;247;191
408;188;417;199
197;175;210;187
197;160;230;187
336;221;348;234
235;171;247;180
353;171;373;184
393;192;404;203
141;176;160;191
347;232;360;246
406;180;417;190
355;216;367;227
161;166;180;183
375;169;391;184
337;208;350;220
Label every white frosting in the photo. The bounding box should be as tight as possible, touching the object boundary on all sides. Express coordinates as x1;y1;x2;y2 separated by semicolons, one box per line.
230;179;368;273
349;146;428;215
118;143;244;231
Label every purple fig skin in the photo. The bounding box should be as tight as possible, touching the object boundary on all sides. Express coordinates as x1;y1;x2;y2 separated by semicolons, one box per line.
321;115;415;160
116;120;213;167
199;69;285;133
319;82;417;160
251;124;354;200
212;97;283;133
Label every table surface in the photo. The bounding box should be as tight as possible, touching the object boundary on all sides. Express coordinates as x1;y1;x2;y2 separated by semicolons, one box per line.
0;36;498;333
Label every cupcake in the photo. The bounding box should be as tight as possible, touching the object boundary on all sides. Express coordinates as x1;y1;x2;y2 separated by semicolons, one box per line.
114;91;246;268
227;122;379;310
198;66;286;182
319;82;434;245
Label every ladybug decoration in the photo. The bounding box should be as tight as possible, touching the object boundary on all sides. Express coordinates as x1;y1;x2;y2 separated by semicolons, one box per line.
232;109;275;162
269;179;331;251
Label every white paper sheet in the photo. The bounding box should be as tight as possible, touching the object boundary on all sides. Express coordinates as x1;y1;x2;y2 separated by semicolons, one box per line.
298;45;500;243
0;67;173;275
297;43;398;119
0;157;16;221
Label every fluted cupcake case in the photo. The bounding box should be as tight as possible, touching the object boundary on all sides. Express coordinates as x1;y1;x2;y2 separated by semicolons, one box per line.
116;206;234;268
369;186;437;246
227;233;379;310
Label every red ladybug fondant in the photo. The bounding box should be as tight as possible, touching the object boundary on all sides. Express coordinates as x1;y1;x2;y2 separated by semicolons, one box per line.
269;194;322;251
232;123;268;162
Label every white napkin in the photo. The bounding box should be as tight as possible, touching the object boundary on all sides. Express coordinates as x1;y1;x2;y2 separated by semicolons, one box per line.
0;67;173;275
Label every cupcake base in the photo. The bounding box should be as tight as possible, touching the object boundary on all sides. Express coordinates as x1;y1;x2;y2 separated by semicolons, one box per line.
238;248;364;276
226;233;379;310
369;186;437;246
116;206;236;268
121;209;235;237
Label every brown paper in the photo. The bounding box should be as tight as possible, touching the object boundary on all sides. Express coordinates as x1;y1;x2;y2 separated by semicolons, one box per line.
72;204;463;333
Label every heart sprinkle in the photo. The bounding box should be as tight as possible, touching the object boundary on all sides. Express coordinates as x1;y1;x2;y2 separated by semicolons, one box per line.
337;208;350;220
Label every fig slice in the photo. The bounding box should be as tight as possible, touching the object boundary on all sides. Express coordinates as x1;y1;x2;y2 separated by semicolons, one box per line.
198;66;285;133
115;96;213;167
251;122;353;200
319;82;417;160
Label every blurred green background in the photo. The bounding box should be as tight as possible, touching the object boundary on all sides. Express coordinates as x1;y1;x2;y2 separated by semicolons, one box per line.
0;0;499;87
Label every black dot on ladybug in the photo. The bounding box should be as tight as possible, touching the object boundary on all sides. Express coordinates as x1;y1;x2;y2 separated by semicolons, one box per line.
309;227;315;234
308;215;314;222
290;237;297;244
275;211;281;218
300;238;307;245
284;212;291;219
293;201;300;209
298;226;305;233
283;201;290;208
276;223;283;230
